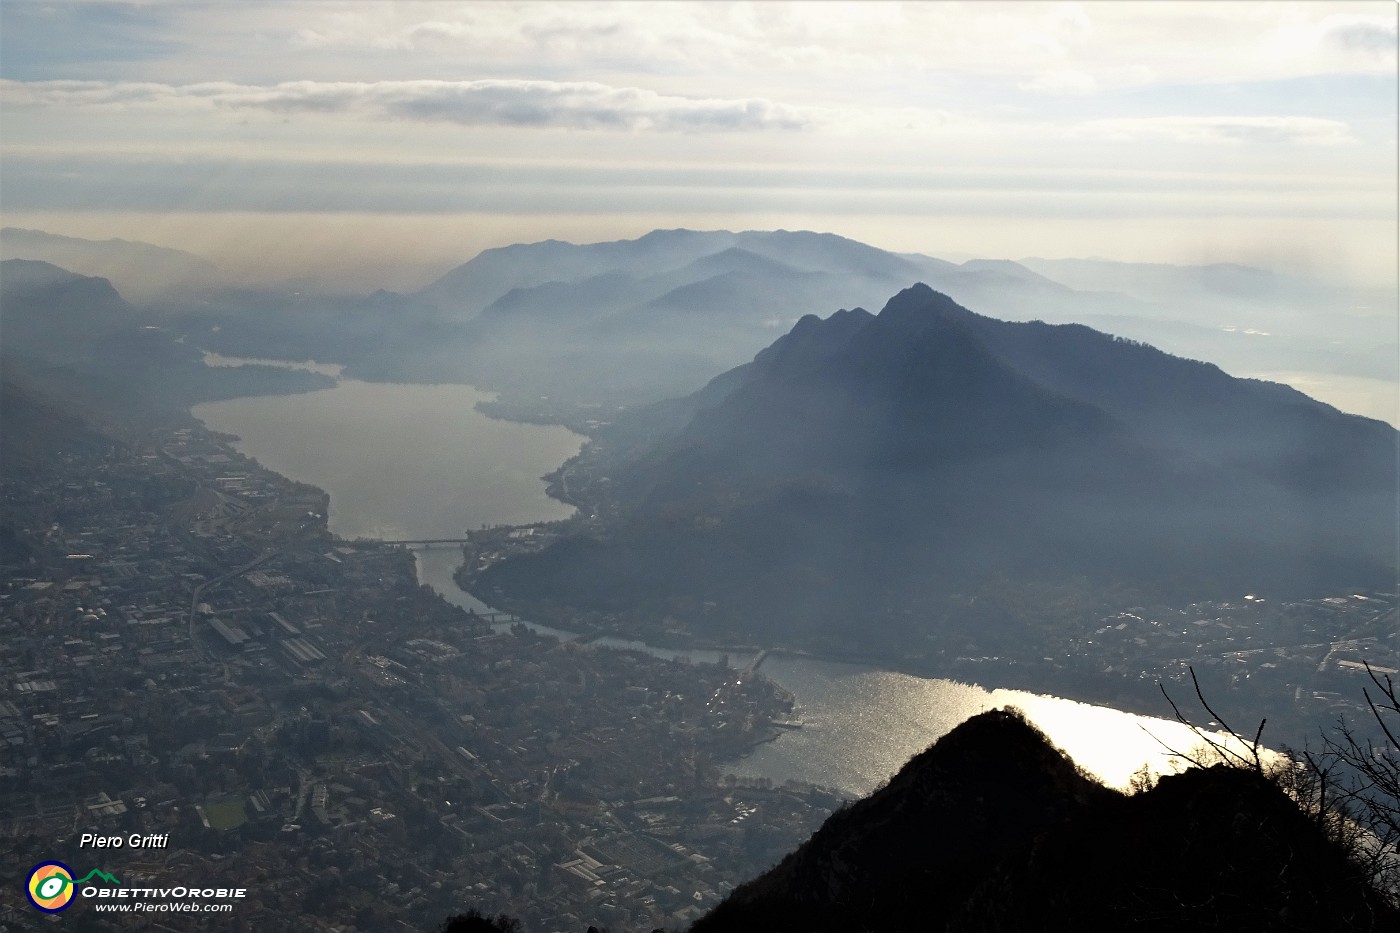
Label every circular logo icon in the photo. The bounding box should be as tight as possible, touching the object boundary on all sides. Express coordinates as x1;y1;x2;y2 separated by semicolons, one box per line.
27;861;76;913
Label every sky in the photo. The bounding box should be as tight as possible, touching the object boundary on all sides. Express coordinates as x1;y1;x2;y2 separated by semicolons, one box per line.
0;1;1396;292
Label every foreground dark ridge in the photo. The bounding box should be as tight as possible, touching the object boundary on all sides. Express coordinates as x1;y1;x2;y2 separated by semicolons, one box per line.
690;708;1398;933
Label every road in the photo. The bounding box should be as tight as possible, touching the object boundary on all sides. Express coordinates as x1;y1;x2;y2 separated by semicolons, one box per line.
186;545;292;660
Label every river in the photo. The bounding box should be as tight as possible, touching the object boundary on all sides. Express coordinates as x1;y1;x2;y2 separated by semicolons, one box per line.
194;359;1237;796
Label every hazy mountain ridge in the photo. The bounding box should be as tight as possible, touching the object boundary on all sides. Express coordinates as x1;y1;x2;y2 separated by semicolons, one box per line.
0;259;333;432
474;285;1397;652
1014;255;1399;385
1018;255;1348;307
0;227;219;302
0;259;143;361
690;709;1399;932
411;228;1371;409
7;226;1390;422
418;229;924;317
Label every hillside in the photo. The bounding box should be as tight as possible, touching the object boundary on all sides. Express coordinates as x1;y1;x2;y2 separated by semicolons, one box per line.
691;709;1399;932
473;285;1398;654
0;259;333;431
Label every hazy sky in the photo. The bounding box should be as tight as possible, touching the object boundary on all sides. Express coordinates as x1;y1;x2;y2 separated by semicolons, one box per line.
1;1;1395;290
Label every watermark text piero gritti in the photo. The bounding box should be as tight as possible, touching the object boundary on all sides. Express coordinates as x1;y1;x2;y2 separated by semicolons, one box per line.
80;832;170;849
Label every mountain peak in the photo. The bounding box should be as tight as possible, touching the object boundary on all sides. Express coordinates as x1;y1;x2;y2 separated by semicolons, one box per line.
694;709;1399;932
747;305;874;380
875;282;976;322
692;708;1114;933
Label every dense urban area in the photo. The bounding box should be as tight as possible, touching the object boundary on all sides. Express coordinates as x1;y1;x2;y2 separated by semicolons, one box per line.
0;419;840;932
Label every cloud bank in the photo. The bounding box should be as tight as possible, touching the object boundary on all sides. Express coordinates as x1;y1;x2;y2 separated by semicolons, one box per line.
0;78;813;133
1082;115;1358;147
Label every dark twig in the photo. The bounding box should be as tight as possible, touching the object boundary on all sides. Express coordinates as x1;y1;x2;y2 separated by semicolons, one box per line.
1153;668;1267;773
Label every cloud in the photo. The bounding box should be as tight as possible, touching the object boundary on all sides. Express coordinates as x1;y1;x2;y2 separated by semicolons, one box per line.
1018;69;1098;95
405;20;478;44
0;78;813;133
1263;9;1397;75
1046;2;1093;40
1319;14;1398;57
1081;115;1357;147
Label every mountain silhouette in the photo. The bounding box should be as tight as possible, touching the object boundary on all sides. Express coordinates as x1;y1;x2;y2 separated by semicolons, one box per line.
691;709;1399;932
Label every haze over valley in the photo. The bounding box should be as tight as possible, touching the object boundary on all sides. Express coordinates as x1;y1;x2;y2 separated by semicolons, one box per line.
2;3;1397;931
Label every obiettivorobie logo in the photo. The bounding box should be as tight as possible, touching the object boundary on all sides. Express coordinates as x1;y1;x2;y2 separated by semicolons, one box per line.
25;858;246;915
26;861;122;913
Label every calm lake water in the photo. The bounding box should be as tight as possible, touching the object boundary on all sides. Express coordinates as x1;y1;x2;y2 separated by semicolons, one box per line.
196;362;1231;796
194;376;581;540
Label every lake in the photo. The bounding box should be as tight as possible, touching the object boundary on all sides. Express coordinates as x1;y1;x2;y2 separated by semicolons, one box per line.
194;374;581;541
195;362;1236;796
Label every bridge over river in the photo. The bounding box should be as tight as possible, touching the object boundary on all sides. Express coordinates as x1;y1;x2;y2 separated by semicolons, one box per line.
350;538;471;550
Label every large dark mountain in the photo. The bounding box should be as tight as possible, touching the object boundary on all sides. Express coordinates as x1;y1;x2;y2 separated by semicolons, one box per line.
691;709;1398;932
475;285;1397;653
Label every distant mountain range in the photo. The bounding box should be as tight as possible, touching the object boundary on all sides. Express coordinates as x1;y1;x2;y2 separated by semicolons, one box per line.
420;229;944;314
423;230;1392;403
85;226;1379;417
690;708;1398;932
5;221;1392;426
0;227;219;302
475;284;1397;653
2;226;1392;424
1016;256;1343;308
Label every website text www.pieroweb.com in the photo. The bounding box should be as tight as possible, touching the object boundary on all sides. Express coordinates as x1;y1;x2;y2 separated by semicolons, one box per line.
26;857;247;916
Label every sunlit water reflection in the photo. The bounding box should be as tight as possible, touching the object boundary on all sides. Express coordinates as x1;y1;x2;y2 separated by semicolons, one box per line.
725;655;1247;794
419;536;1244;796
202;352;346;378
